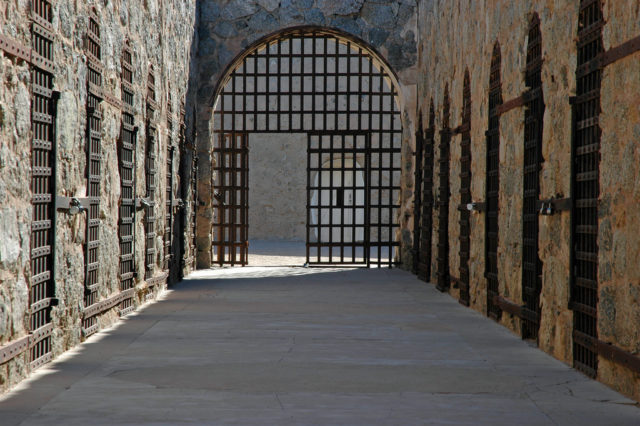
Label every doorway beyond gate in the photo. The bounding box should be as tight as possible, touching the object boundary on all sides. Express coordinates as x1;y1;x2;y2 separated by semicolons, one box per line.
211;27;402;267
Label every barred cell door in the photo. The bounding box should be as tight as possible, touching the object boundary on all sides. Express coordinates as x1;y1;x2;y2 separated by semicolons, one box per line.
213;132;249;265
307;132;370;265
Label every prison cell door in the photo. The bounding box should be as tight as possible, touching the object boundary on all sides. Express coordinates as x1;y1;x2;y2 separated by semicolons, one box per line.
213;132;249;265
307;133;369;266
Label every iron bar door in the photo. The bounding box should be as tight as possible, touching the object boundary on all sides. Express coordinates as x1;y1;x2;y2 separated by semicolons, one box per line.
213;132;249;266
458;73;472;306
417;104;435;281
436;88;451;292
30;0;56;369
522;15;545;339
570;0;603;378
307;132;370;266
485;43;502;320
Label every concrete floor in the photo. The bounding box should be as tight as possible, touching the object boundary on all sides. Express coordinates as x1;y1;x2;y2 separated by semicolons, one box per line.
1;267;639;425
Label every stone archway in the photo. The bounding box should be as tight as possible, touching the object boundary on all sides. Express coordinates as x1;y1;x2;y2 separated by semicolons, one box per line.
193;2;419;268
203;26;409;267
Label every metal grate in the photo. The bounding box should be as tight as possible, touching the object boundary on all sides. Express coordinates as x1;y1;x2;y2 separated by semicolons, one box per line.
458;71;472;306
307;132;369;265
522;14;545;339
213;132;249;265
164;100;174;274
486;42;502;320
417;102;435;281
177;103;188;275
144;67;157;279
119;41;136;315
213;29;402;267
190;155;198;265
571;0;602;378
29;0;56;368
412;116;424;274
436;87;451;291
82;9;104;336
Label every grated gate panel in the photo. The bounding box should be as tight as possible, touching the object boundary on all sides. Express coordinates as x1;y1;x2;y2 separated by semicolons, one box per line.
29;0;56;368
164;101;174;275
522;14;545;339
412;116;424;274
191;156;198;264
82;10;104;336
571;0;602;377
213;29;402;267
417;103;435;281
436;87;451;291
458;71;472;306
485;43;502;320
307;132;369;265
118;41;136;314
213;132;249;266
144;67;157;279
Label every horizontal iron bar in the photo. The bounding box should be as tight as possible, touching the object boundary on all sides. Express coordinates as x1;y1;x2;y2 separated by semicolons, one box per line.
0;335;30;365
496;95;525;115
573;330;640;375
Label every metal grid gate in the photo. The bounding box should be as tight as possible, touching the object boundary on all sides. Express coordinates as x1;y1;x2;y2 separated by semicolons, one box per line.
144;67;157;279
190;156;198;264
212;29;402;267
30;0;56;368
213;132;249;266
485;43;502;320
118;41;136;315
83;10;103;336
164;101;174;274
417;103;435;281
458;72;472;306
570;0;603;377
412;117;424;274
522;15;545;339
436;87;451;291
307;132;369;265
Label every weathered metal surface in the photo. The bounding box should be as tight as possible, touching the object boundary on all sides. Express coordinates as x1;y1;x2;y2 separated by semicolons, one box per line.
416;104;435;281
522;14;545;340
144;67;157;279
457;71;472;306
213;132;249;266
119;41;136;312
306;132;371;265
436;86;451;292
485;42;502;320
82;10;104;337
570;0;602;378
29;0;56;369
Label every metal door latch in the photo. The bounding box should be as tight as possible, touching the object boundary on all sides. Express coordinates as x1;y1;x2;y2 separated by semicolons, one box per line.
56;196;90;215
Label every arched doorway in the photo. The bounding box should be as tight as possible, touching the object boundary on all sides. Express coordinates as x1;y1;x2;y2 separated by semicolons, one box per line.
210;27;402;267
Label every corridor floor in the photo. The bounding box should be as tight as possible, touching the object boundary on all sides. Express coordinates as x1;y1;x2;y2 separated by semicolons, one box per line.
1;267;639;425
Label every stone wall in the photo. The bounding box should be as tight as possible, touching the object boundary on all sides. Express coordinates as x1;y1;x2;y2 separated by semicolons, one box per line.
0;0;197;394
248;133;307;241
416;0;640;401
196;0;419;267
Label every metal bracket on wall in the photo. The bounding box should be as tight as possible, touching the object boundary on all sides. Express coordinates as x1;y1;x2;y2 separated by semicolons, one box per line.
536;197;571;216
135;197;152;210
458;202;486;212
55;196;91;214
